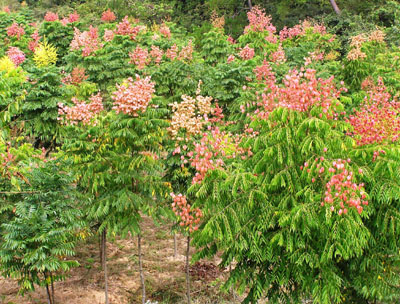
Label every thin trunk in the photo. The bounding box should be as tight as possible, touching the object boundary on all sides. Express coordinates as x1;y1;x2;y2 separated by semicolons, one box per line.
173;233;177;259
102;229;109;304
45;282;52;304
186;235;191;304
138;234;146;304
329;0;341;15
247;0;252;10
50;273;55;304
99;232;103;267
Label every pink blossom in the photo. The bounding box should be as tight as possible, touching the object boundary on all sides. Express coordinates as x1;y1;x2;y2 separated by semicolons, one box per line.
160;24;171;38
115;16;141;40
150;45;163;64
70;26;102;57
129;46;149;70
239;44;255;60
68;12;79;23
28;30;41;52
103;29;115;42
244;6;276;34
101;9;116;22
112;75;155;116
166;44;178;60
44;12;59;22
58;92;103;126
227;54;235;63
6;23;25;40
7;47;25;66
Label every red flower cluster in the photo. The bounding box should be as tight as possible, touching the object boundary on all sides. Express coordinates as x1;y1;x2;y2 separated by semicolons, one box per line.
112;75;155;116
188;127;250;184
149;46;163;65
239;44;255;60
70;26;103;57
129;46;149;70
280;20;327;41
159;24;171;38
7;47;25;66
316;158;368;215
244;6;276;34
44;12;59;21
170;193;202;233
347;79;400;145
166;44;178;60
61;11;80;25
254;65;345;119
115;16;141;40
62;67;88;85
101;9;116;22
178;40;193;61
58;92;103;126
28;30;41;52
6;22;25;40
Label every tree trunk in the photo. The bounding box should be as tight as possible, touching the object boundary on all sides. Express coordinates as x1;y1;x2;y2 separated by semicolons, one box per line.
247;0;252;10
45;282;53;304
138;234;146;304
102;229;109;304
173;233;177;259
186;236;191;304
50;273;55;304
99;232;103;267
329;0;341;15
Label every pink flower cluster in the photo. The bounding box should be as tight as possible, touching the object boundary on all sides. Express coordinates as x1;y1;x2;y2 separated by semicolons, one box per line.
112;75;155;116
347;79;400;145
188;127;249;184
270;44;286;64
7;47;25;66
304;51;324;66
28;30;41;52
254;64;345;119
244;6;276;34
58;92;104;126
62;67;88;86
3;6;10;13
160;24;171;38
115;16;141;40
101;9;116;22
280;20;327;41
178;40;193;61
129;46;149;70
150;46;163;64
6;22;25;40
170;193;202;233
166;44;178;60
227;54;235;63
239;44;255;60
103;29;114;42
44;12;59;21
61;12;80;25
70;26;103;57
315;158;368;215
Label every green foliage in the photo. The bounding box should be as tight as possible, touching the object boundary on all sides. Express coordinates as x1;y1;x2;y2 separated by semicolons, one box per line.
0;160;84;294
188;105;399;303
22;65;65;145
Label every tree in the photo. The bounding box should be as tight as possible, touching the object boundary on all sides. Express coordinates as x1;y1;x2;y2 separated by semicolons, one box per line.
0;160;84;304
329;0;341;15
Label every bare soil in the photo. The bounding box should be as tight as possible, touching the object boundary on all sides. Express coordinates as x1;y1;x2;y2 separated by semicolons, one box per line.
0;217;240;304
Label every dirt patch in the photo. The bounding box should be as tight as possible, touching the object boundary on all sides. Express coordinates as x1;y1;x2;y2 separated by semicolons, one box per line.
0;217;240;304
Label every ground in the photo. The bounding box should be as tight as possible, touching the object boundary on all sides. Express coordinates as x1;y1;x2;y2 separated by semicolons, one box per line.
0;217;241;304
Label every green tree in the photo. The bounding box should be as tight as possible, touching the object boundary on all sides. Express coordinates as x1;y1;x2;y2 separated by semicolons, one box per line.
0;160;84;304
